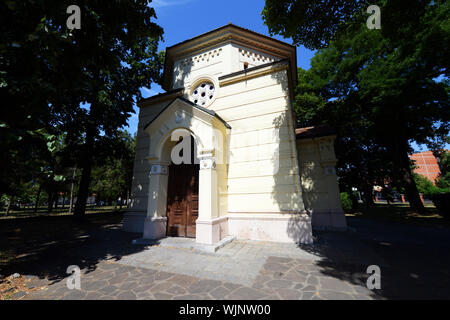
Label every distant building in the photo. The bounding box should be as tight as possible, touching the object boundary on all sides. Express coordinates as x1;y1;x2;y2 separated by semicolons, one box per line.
410;151;441;183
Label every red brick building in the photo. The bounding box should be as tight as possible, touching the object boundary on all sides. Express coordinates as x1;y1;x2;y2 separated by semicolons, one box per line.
410;151;441;183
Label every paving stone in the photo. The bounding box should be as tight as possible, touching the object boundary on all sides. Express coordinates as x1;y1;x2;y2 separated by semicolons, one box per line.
300;284;317;292
209;286;230;299
85;292;101;299
119;281;139;290
166;284;187;295
150;281;173;292
12;291;27;299
317;290;354;300
266;279;293;289
132;284;154;294
319;277;353;292
223;283;241;291
226;287;266;300
282;270;307;283
276;288;303;300
300;292;315;300
306;275;319;286
108;274;128;286
83;280;109;291
263;262;290;273
165;274;196;288
271;257;293;264
98;285;119;295
188;279;222;294
154;271;174;281
172;294;204;300
61;290;87;300
117;291;137;300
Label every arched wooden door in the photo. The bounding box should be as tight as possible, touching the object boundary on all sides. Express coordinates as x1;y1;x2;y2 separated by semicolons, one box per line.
166;136;199;238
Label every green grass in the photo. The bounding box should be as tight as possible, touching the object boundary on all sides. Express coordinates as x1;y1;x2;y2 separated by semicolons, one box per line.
0;205;126;219
346;202;450;227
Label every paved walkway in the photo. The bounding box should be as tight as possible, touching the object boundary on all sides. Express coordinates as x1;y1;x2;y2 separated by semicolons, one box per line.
25;239;376;300
3;214;449;300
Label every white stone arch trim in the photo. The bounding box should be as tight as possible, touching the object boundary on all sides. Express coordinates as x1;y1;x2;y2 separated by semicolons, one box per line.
144;98;229;162
156;127;203;164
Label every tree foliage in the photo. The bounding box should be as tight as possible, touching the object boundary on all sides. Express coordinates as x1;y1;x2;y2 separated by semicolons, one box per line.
262;0;367;49
287;1;449;212
1;1;164;217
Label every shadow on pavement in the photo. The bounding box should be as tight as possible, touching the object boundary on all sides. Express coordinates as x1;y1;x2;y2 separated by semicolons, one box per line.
0;212;151;285
296;216;450;299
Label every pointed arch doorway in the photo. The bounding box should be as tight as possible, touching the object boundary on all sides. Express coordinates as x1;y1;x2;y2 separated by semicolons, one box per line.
166;135;200;238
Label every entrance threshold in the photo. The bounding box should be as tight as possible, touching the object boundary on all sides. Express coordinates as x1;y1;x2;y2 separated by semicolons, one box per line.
132;236;235;253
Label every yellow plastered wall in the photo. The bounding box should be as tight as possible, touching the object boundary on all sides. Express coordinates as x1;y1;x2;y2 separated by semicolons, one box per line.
296;137;343;213
210;69;305;213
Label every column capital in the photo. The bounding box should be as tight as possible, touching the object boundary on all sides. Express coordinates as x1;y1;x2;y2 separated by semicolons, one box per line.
200;157;216;170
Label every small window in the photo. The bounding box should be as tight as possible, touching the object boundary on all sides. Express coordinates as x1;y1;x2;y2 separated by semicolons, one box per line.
191;81;215;107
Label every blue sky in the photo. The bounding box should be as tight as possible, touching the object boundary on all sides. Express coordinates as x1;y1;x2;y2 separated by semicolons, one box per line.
124;0;446;152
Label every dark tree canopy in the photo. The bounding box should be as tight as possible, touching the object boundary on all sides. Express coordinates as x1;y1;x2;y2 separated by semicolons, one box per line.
291;0;449;211
262;0;368;49
1;1;164;217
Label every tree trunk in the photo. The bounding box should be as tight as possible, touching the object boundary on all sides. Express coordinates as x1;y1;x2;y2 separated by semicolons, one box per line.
362;183;374;206
47;192;53;213
69;167;77;214
34;184;41;213
394;147;425;213
74;128;95;220
54;192;58;209
399;164;425;213
6;196;14;215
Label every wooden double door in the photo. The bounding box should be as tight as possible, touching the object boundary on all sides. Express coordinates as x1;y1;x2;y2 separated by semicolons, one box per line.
166;163;199;238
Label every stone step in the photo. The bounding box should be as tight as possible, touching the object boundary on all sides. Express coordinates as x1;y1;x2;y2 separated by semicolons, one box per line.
132;235;236;253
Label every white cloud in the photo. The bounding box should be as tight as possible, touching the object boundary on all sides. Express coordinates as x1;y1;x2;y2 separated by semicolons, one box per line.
150;0;198;8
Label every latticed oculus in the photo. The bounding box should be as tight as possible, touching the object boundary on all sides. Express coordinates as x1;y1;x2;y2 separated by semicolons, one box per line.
192;82;215;106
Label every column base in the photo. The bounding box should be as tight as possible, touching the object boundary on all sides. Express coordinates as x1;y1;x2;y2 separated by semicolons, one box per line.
143;216;167;240
196;216;228;245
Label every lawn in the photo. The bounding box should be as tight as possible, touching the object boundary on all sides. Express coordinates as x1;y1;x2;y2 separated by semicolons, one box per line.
346;202;450;228
0;205;125;220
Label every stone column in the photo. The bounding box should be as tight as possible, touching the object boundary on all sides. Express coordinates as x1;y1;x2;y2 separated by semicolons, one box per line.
143;163;168;240
196;156;220;244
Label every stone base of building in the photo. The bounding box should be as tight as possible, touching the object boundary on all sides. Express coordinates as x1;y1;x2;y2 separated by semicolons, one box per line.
195;216;229;245
311;209;347;231
123;211;146;233
227;213;313;244
124;213;314;245
142;216;167;240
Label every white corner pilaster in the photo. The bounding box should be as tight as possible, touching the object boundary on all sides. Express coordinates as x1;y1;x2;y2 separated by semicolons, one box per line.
143;163;168;240
196;156;219;244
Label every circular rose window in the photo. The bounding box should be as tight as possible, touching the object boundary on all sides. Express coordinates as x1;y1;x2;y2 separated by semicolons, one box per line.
191;82;215;107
